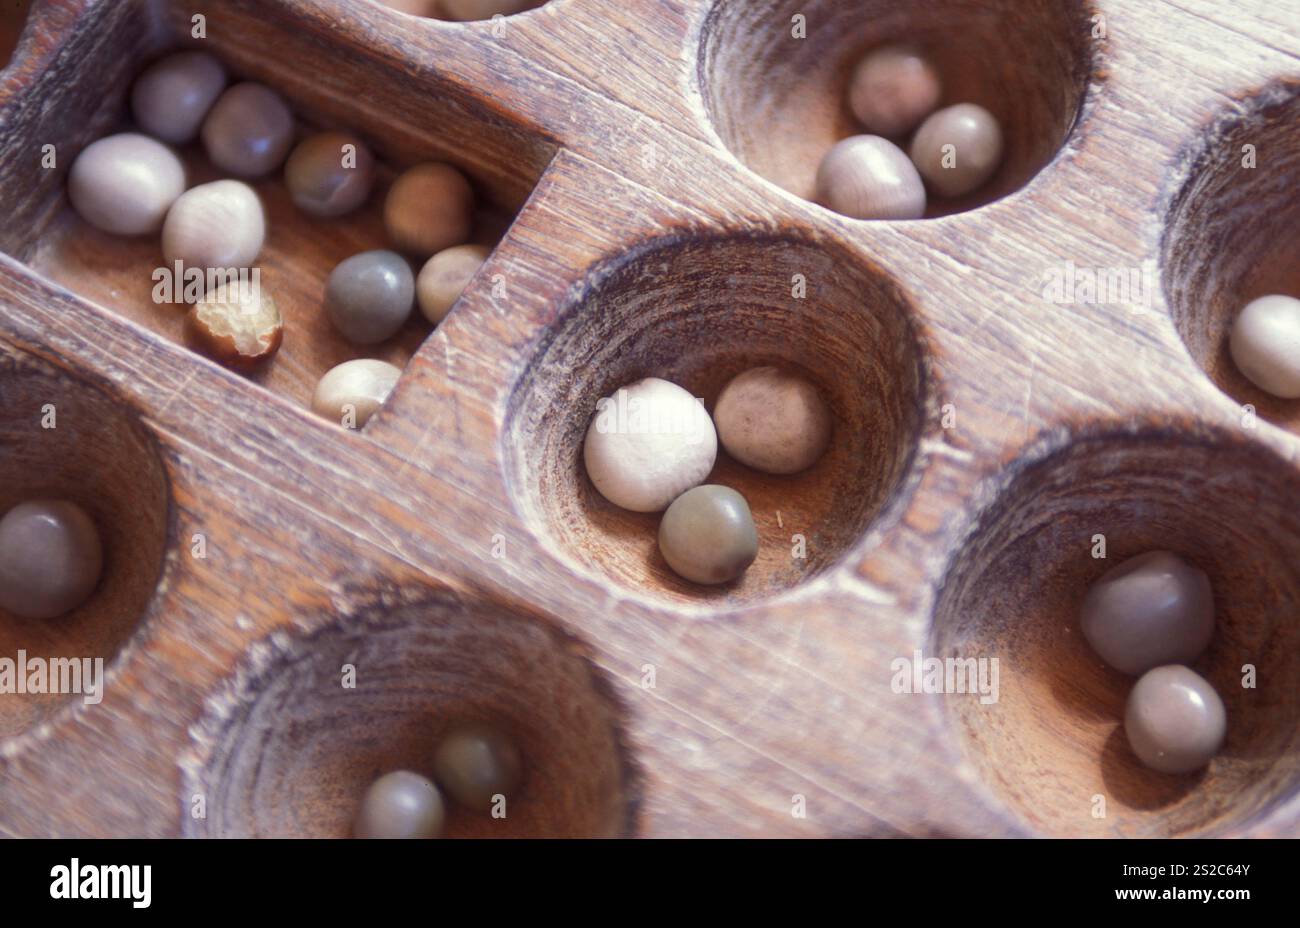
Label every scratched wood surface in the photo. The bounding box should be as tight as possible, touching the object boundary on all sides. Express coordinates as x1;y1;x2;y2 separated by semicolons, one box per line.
0;0;1298;838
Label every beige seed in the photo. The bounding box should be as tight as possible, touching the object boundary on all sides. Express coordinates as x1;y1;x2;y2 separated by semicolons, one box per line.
1229;294;1300;399
909;103;1003;198
815;134;925;220
847;45;941;138
284;131;376;218
312;359;402;428
67;132;186;236
187;282;283;370
131;50;227;144
416;243;490;324
162;180;266;275
714;367;832;475
383;163;474;258
201;82;295;178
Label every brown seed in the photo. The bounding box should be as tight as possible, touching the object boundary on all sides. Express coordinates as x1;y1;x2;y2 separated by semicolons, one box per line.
714;366;832;475
658;485;759;585
0;500;103;620
432;722;524;812
416;243;490;324
383;163;474;258
187;282;283;369
1079;550;1214;676
162;180;266;274
284;131;376;218
1126;665;1226;774
847;45;941;137
909;103;1003;198
354;771;445;839
67;132;186;236
131;50;227;144
201;82;295;178
815;135;925;220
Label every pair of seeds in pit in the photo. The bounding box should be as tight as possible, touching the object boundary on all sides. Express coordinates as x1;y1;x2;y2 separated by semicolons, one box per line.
583;368;832;586
353;722;523;839
816;45;1004;220
1081;550;1226;774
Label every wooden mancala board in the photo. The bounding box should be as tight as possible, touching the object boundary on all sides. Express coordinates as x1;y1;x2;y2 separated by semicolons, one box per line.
0;0;1298;838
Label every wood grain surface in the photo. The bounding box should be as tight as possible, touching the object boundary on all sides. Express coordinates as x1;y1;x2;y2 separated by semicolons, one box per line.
0;0;1297;838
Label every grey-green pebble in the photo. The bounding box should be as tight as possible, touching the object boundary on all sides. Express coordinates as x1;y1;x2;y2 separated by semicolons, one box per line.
658;485;758;585
325;250;414;345
432;722;523;813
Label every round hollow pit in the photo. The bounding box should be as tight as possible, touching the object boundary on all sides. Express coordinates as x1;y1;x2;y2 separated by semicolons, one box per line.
0;346;171;739
1163;81;1300;435
698;0;1094;218
932;427;1300;837
505;233;927;607
182;590;638;837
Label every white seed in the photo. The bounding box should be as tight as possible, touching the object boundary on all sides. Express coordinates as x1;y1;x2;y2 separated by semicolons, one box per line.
815;135;925;220
583;377;717;513
1229;294;1300;399
162;180;266;275
312;359;402;428
67;133;186;236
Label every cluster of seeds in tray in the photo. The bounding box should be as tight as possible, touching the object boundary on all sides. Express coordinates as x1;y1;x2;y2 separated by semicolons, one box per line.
64;49;492;429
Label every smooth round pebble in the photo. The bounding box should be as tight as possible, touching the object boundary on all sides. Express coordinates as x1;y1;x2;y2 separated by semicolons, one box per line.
1229;294;1300;399
416;244;489;324
909;103;1003;198
0;500;103;620
325;250;414;345
714;366;832;474
284;131;376;218
130;50;227;144
67;132;186;236
583;377;717;512
162;180;265;272
201;82;295;178
1079;550;1214;676
432;722;524;812
383;163;474;258
659;485;758;585
1126;665;1226;774
815;135;925;220
353;771;445;839
312;359;402;428
847;45;941;137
